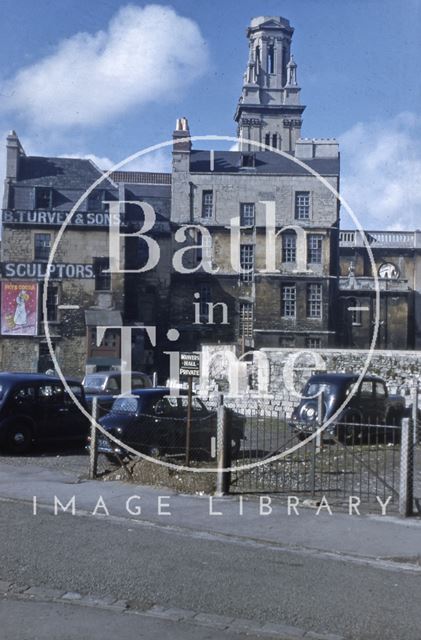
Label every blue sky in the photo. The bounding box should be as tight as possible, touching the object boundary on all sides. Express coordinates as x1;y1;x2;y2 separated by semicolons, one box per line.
0;0;420;229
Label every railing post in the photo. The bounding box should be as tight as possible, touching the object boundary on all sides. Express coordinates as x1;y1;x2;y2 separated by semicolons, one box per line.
215;394;230;496
89;397;98;480
399;417;414;517
411;386;419;445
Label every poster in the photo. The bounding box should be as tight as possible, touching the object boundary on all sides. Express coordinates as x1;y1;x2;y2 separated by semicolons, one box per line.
1;281;38;336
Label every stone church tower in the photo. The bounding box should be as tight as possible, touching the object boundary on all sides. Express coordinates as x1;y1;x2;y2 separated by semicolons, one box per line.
234;16;304;152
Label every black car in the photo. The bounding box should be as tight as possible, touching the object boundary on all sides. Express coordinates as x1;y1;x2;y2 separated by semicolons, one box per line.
0;372;90;453
82;370;152;417
96;387;246;461
289;373;406;444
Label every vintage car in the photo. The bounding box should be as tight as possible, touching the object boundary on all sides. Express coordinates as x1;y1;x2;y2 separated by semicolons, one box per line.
0;372;90;453
289;373;407;444
82;370;152;417
95;387;246;461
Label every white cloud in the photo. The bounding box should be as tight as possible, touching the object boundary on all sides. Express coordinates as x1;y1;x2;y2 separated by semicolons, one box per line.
0;4;209;128
58;153;114;170
339;112;421;230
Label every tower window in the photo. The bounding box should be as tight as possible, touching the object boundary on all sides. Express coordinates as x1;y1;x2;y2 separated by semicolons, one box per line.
255;45;260;64
272;134;278;149
295;192;310;220
202;190;213;218
265;133;270;148
267;45;275;74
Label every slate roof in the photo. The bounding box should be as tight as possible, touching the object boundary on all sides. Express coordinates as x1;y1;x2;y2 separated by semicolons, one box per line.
16;156;116;190
189;150;340;176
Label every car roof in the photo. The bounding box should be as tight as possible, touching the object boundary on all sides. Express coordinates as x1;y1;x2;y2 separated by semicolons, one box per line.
306;373;384;385
0;372;81;385
119;387;190;398
85;370;148;377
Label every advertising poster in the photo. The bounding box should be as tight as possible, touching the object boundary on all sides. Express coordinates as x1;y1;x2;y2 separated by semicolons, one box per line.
1;281;38;336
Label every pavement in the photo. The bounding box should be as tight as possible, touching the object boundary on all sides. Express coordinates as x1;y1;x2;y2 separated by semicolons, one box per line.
0;457;421;639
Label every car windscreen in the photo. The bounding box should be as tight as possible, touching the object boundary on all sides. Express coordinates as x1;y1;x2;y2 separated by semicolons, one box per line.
111;396;139;414
83;375;106;392
303;382;339;399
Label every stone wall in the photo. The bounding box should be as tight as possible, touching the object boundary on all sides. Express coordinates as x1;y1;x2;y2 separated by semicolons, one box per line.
199;344;421;416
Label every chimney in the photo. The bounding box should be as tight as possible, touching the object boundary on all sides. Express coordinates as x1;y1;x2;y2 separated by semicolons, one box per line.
6;130;25;180
172;117;191;153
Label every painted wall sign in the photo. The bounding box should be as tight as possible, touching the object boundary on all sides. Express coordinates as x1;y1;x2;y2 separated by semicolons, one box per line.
1;281;38;336
2;209;121;227
2;262;94;279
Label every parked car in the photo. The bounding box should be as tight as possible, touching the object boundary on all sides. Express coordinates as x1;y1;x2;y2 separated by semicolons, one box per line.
95;387;246;461
289;373;407;444
82;370;152;417
0;372;91;454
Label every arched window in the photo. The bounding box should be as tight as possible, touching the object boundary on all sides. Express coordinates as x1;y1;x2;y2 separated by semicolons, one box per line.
267;45;275;73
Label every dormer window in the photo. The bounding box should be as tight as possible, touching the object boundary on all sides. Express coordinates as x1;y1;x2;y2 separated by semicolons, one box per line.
87;189;110;212
241;153;255;168
35;187;54;209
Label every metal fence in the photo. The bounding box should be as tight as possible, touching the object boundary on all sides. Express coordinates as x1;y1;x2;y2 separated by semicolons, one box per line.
230;412;403;504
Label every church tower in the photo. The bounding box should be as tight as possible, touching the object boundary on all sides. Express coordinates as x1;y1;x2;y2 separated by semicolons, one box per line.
234;16;305;152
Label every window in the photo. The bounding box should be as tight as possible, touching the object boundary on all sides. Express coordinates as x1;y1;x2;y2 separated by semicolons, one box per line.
39;283;58;322
13;386;36;403
282;232;296;263
360;381;374;399
34;233;51;261
375;382;386;399
240;203;255;226
307;235;323;263
307;283;322;318
265;133;270;147
281;284;296;318
35;187;53;209
87;190;110;212
279;336;295;348
199;282;211;321
305;337;321;349
38;383;63;401
348;298;362;325
241;153;255;168
94;257;111;291
239;302;253;338
255;45;261;64
240;244;254;283
272;134;278;149
267;45;275;73
202;190;213;218
295;192;310;220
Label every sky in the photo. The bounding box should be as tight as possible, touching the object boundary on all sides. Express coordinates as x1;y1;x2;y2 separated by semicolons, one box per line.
0;0;420;230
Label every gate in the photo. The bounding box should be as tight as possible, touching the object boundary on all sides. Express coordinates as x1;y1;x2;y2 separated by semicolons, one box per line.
230;409;405;505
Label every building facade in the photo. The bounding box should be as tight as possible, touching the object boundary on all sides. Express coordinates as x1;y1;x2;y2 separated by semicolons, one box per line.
0;15;418;380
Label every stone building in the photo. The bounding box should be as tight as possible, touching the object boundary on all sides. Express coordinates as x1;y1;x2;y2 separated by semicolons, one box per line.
0;131;125;377
170;15;340;353
338;230;421;350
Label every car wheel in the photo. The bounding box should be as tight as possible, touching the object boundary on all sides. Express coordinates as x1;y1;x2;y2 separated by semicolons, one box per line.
7;425;32;454
148;444;164;458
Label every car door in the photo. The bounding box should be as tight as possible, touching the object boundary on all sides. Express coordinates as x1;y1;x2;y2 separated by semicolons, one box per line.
63;383;91;439
356;380;377;423
178;396;213;454
37;381;76;441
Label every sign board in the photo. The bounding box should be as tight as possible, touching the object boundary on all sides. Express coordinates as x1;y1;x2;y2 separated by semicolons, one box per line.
2;263;94;279
179;352;201;378
1;281;38;336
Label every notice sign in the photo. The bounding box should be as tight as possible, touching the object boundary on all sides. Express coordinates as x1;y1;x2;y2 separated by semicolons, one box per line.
179;353;201;378
1;281;38;336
